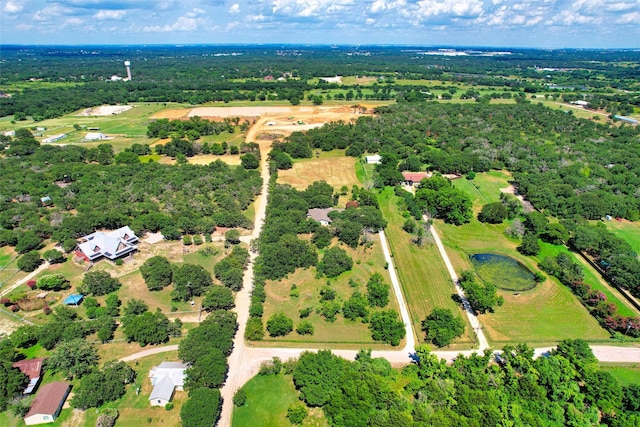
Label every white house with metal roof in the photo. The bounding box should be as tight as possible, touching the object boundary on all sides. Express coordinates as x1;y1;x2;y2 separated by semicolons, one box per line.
148;362;188;407
75;226;138;262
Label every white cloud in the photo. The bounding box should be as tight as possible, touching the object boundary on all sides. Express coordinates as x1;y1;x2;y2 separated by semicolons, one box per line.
270;0;355;18
229;4;240;15
413;0;484;19
33;5;71;22
63;17;84;27
94;10;126;20
143;14;206;32
4;1;23;13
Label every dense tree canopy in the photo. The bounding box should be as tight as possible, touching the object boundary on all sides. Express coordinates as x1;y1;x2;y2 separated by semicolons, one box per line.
422;308;466;347
140;256;173;291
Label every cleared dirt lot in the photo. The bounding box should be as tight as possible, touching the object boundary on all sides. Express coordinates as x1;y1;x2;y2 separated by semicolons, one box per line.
278;156;360;190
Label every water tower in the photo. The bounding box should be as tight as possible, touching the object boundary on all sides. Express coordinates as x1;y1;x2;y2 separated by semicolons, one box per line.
124;61;132;81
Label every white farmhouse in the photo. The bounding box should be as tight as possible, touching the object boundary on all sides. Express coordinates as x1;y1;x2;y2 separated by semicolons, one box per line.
149;362;188;407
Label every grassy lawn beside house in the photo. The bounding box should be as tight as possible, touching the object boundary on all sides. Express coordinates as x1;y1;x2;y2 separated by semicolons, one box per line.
233;373;328;427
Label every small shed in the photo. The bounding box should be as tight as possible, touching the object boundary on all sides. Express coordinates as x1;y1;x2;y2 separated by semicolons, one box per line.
63;294;84;306
13;358;45;394
365;154;381;164
23;382;70;425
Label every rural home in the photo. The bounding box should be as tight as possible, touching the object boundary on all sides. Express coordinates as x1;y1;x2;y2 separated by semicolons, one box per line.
23;382;70;425
307;208;343;226
402;172;430;186
75;226;138;262
148;362;188;407
12;357;45;394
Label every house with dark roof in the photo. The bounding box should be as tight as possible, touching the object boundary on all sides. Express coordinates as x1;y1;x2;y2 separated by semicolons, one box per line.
24;382;70;425
148;362;188;407
75;226;138;262
307;208;343;226
13;358;45;394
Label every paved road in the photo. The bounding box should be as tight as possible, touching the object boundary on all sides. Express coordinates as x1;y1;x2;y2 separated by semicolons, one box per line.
427;218;490;350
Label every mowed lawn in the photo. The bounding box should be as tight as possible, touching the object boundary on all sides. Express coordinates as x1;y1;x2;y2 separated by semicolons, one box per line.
260;234;402;348
82;351;185;427
438;171;609;346
537;243;639;318
599;363;640;386
604;219;640;255
277;150;360;192
233;374;328;427
378;187;475;348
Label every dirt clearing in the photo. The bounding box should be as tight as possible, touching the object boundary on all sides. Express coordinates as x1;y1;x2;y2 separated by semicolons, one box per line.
278;156;360;190
77;105;132;116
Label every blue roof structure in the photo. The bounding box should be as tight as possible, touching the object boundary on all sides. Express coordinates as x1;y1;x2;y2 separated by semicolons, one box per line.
63;294;84;306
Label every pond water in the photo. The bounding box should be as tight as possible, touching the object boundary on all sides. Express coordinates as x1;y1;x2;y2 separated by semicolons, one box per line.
470;253;537;291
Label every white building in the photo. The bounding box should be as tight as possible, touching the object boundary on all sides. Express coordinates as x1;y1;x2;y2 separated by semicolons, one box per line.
42;134;66;143
149;362;188;407
84;132;108;141
365;154;382;164
75;226;138;262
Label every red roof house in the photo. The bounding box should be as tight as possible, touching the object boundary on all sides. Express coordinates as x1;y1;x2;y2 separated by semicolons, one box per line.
402;172;430;185
24;382;70;425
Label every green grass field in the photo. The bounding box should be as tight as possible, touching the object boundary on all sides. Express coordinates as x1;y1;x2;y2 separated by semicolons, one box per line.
599;363;640;386
260;234;402;348
438;171;610;346
378;187;475;348
603;219;640;255
233;373;328;427
537;242;639;318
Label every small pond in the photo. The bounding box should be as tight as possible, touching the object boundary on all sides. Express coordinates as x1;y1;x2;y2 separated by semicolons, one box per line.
470;253;537;291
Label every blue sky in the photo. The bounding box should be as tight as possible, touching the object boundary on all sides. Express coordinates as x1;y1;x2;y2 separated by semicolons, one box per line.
1;0;639;48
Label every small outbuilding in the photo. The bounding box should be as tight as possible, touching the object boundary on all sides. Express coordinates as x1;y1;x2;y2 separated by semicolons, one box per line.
23;382;70;425
149;362;188;407
365;154;382;165
12;358;45;394
63;294;84;306
83;132;108;141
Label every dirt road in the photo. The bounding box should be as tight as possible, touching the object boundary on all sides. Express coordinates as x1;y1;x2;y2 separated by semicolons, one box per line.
427;217;490;350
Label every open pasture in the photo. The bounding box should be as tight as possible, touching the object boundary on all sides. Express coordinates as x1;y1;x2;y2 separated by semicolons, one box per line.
437;170;610;345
